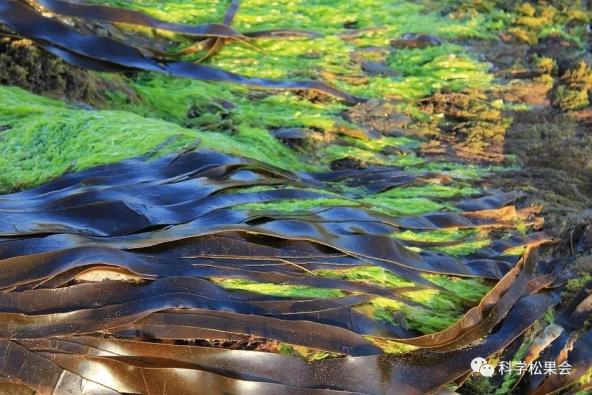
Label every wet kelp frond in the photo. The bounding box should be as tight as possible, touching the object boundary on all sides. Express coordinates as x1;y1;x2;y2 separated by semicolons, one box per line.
0;148;567;393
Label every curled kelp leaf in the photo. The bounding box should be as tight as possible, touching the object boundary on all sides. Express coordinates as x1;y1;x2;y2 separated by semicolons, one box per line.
4;339;358;395
377;250;537;348
308;167;418;193
0;189;334;236
469;231;552;259
392;207;521;230
0;0;362;103
531;329;592;395
0;247;422;299
33;0;247;39
173;0;241;63
0;277;414;339
456;191;526;211
526;280;592;393
0;245;543;353
0;296;382;356
0;212;508;282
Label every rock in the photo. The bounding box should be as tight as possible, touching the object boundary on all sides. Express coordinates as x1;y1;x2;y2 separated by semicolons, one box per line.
344;99;413;136
390;33;442;49
330;157;367;170
272;128;311;150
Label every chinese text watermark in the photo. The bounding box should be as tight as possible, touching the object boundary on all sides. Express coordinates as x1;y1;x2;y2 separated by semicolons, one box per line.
471;357;572;377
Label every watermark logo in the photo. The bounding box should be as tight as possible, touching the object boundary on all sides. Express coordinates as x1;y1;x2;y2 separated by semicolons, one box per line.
471;357;572;377
471;357;495;377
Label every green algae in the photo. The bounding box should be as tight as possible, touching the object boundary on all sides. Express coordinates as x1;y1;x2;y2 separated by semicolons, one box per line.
394;229;493;257
342;135;420;151
419;161;517;179
373;274;492;333
215;274;466;335
279;344;341;361
0;85;319;192
315;266;491;334
366;338;418;354
214;279;345;299
233;191;448;217
0;86;199;191
575;368;592;392
214;265;487;336
322;144;425;167
395;229;475;243
375;184;480;199
424;274;492;302
91;0;499;38
563;272;592;302
85;0;501;173
379;44;493;99
433;239;492;257
315;266;416;289
111;74;346;134
357;295;463;335
360;196;445;216
235;198;358;212
0;0;511;202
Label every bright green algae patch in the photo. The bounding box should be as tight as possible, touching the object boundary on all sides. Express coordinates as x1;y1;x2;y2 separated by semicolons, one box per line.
236;196;445;216
0;86;313;192
215;266;493;335
215;279;345;299
0;86;197;191
92;0;501;38
87;0;503;175
394;229;493;257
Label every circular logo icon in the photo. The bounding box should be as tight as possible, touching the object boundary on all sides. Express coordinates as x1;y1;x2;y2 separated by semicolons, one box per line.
471;357;488;373
480;364;495;377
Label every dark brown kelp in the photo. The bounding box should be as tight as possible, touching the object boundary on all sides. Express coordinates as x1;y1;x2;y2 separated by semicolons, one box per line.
0;149;573;394
0;0;362;102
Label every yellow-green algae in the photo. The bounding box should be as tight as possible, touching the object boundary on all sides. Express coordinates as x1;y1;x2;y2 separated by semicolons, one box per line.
395;229;476;243
83;0;513;180
394;229;493;257
374;184;479;199
433;239;492;256
215;266;492;335
232;185;479;217
0;86;313;192
214;279;345;299
235;198;358;213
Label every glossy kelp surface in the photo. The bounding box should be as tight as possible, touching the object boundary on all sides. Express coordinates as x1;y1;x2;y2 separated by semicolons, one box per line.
0;150;569;394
